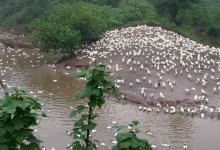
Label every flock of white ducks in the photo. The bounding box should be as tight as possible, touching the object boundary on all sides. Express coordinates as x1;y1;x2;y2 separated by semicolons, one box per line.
73;25;220;110
1;25;220;149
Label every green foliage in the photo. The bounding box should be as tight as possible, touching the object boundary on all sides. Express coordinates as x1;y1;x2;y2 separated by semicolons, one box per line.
68;64;119;149
31;2;109;54
31;20;81;54
207;26;220;38
147;0;220;46
30;0;159;54
0;86;45;150
0;0;52;28
112;121;152;150
1;0;220;47
90;0;121;7
117;0;156;22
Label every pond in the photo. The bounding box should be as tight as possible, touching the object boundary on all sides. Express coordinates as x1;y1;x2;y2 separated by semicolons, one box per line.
0;44;220;150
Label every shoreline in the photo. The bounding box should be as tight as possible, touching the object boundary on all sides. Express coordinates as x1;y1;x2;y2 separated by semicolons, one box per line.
55;25;220;108
1;25;220;108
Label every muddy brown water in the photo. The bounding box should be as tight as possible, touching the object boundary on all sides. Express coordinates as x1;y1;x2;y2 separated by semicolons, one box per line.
0;45;220;150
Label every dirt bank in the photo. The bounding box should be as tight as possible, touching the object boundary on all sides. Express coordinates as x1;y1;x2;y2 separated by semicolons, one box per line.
56;25;220;108
55;53;202;108
2;25;219;108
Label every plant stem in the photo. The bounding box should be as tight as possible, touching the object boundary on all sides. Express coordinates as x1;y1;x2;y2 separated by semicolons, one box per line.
86;106;93;148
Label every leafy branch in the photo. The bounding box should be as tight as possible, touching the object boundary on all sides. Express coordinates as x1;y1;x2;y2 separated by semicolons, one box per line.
68;64;119;149
0;86;46;150
112;121;152;150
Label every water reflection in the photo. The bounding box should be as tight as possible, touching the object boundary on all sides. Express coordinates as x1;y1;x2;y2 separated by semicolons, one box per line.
0;46;220;150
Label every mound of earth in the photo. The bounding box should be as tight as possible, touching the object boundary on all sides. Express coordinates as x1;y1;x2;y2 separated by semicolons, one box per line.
56;25;220;108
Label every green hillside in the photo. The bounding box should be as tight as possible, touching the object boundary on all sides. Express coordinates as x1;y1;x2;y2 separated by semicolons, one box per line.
0;0;219;48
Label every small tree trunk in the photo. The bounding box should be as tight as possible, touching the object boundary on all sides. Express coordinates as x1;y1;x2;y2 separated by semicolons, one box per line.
85;107;93;148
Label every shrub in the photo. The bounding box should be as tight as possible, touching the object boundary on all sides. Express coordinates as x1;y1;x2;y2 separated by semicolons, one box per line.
207;26;220;38
31;20;81;54
31;2;109;54
0;83;46;150
0;0;52;28
112;121;152;150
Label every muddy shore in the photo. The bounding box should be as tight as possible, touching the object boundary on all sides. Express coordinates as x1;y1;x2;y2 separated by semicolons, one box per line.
55;25;220;108
1;26;220;108
55;52;203;108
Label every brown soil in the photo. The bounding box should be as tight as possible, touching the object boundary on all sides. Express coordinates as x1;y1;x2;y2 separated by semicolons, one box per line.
56;53;202;108
55;26;220;108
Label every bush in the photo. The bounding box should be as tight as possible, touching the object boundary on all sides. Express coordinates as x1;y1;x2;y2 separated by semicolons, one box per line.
31;20;81;54
207;26;220;38
31;2;109;54
0;84;46;150
112;121;152;150
0;0;52;28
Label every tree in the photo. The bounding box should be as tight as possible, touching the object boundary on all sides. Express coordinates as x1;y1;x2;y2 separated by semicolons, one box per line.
31;2;108;54
0;0;51;27
154;0;201;23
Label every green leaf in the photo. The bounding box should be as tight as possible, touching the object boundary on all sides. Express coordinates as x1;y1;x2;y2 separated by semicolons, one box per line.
93;73;104;81
72;141;88;150
16;135;26;143
14;120;24;130
6;124;14;133
74;70;88;78
20;143;39;150
75;86;93;100
19;129;29;138
88;100;96;107
90;114;98;120
87;122;96;130
96;65;105;72
3;104;17;114
81;122;96;131
41;112;47;118
27;134;42;143
112;125;128;131
92;89;103;97
85;73;93;80
70;105;85;117
79;114;89;121
0;121;4;128
116;133;133;143
74;120;84;127
96;97;105;108
119;141;131;148
0;144;8;150
112;88;119;96
129;140;140;148
88;66;96;71
132;120;140;126
0;128;7;135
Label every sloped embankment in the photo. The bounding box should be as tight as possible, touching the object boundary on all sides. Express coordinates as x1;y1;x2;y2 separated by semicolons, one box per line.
56;25;220;108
